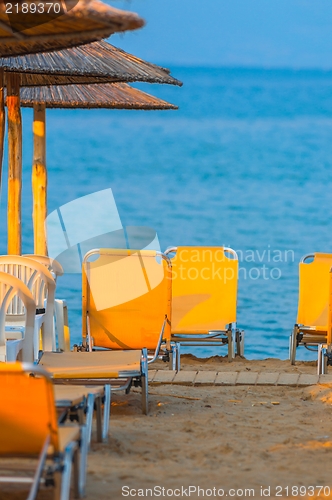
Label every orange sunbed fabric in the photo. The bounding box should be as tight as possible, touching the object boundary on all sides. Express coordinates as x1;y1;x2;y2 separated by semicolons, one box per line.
82;249;171;349
170;247;238;333
0;362;59;455
297;253;332;331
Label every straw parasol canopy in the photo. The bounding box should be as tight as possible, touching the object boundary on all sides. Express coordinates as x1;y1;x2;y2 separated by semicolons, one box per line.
0;0;145;256
12;82;178;255
0;41;181;235
0;41;182;86
18;83;178;110
0;0;144;57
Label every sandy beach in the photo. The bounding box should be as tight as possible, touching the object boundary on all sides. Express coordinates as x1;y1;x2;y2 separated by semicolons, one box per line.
1;358;332;500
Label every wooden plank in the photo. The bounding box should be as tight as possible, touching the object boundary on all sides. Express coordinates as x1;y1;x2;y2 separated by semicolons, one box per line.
32;103;48;256
7;72;22;255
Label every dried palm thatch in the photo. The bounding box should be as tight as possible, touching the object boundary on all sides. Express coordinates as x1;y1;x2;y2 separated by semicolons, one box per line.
0;41;182;86
0;0;144;57
16;82;178;110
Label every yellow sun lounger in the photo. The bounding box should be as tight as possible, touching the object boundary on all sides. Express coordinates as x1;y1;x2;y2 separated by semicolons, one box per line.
164;246;243;369
290;253;332;369
40;249;172;414
0;362;88;500
0;271;110;444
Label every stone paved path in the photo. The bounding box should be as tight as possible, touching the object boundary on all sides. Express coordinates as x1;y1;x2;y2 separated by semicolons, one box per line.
149;370;332;386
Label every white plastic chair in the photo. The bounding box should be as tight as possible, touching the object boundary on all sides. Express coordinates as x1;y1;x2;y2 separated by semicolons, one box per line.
0;272;36;362
0;256;55;361
24;254;70;351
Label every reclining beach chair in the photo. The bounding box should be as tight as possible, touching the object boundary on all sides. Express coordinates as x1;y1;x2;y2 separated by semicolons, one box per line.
290;253;332;366
0;271;108;444
0;272;36;362
24;254;71;351
164;246;243;369
39;249;172;414
0;362;88;500
0;255;56;361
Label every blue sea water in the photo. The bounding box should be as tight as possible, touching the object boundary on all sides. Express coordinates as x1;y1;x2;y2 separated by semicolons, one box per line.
2;67;332;360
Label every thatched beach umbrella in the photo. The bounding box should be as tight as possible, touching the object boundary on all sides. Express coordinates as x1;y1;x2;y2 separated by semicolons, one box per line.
0;0;144;255
0;0;144;57
0;41;181;87
0;42;182;253
19;83;178;110
13;83;177;255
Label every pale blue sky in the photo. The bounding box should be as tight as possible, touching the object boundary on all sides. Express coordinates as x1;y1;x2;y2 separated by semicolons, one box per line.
109;0;332;68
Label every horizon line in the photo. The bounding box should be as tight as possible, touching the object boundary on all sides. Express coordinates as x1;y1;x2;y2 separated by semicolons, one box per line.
152;63;332;73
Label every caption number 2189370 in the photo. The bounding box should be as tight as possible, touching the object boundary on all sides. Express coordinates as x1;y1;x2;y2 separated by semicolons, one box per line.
5;3;62;14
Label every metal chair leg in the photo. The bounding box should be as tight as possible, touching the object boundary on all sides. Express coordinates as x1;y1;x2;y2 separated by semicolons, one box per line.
227;329;234;361
168;344;177;370
168;346;174;370
102;384;111;442
290;326;298;365
318;344;326;375
318;344;331;375
60;442;76;500
141;348;148;415
236;329;245;357
175;342;181;371
85;393;95;449
96;396;102;443
78;426;88;498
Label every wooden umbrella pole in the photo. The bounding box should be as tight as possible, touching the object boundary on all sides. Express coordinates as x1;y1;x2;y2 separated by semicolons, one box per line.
0;69;4;195
7;72;22;255
32;103;48;256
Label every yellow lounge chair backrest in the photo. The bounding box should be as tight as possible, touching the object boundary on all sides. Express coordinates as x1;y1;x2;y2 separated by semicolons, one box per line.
0;363;59;455
82;249;172;349
297;253;332;329
168;246;238;333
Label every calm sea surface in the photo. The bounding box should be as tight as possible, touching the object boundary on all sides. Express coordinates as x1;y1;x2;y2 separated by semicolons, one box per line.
2;67;332;360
